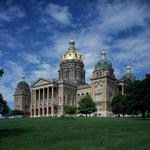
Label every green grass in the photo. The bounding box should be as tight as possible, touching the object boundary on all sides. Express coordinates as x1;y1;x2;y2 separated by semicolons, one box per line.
0;117;150;150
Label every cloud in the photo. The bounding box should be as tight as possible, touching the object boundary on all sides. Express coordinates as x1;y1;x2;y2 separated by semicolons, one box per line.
0;0;150;106
0;30;24;49
21;53;40;64
44;3;72;25
0;61;25;102
28;64;58;85
0;5;25;22
96;0;150;33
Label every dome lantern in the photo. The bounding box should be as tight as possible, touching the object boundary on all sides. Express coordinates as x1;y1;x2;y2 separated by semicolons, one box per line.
69;39;75;49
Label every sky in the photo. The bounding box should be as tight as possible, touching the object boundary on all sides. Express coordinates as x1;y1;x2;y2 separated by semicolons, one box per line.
0;0;150;109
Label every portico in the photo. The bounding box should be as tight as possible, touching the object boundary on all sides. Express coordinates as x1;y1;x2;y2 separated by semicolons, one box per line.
30;79;59;117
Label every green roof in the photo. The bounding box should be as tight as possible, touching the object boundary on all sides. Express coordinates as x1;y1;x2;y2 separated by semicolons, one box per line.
95;59;112;69
121;72;136;81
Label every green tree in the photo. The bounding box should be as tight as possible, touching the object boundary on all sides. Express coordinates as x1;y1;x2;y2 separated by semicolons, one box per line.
0;68;4;77
112;74;150;119
0;70;10;116
112;94;133;116
112;94;125;115
0;93;10;116
78;95;96;116
143;74;150;113
10;110;24;116
64;106;77;115
124;74;150;119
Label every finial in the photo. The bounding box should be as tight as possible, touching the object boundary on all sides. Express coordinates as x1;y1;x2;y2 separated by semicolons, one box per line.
101;49;106;59
21;74;25;81
126;65;131;73
69;38;75;50
101;49;106;54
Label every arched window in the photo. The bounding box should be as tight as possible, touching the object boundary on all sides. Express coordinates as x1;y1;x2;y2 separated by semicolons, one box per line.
86;92;89;96
96;72;99;77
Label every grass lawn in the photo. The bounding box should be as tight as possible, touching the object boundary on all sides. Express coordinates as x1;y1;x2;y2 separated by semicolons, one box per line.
0;117;150;150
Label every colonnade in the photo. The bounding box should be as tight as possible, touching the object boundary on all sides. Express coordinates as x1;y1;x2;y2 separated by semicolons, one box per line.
30;86;59;117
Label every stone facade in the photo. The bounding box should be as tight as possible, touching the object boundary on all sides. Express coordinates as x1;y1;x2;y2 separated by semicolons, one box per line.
30;79;77;117
58;39;85;85
14;40;135;117
14;80;31;113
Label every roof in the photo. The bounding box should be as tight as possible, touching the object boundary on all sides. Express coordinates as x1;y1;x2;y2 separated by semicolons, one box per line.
95;59;112;69
61;40;83;62
16;81;30;90
95;49;112;69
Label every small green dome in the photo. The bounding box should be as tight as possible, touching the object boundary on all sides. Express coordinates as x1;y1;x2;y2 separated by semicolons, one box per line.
121;66;136;81
17;81;30;90
121;72;135;81
95;59;112;68
95;49;112;69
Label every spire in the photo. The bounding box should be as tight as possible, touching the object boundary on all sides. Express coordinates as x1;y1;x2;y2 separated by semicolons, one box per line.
101;49;106;60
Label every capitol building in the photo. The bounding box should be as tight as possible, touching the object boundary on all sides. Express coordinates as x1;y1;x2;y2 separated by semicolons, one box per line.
14;40;135;117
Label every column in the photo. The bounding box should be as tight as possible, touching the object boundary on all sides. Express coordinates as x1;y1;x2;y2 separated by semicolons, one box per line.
47;107;49;116
51;86;54;116
31;90;33;107
47;87;49;105
52;86;54;104
30;91;32;117
39;89;40;105
33;90;35;106
51;106;54;117
36;90;37;105
43;88;45;106
42;107;44;116
47;87;49;102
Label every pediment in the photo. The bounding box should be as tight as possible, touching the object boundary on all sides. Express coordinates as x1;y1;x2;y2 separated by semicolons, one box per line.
31;78;51;87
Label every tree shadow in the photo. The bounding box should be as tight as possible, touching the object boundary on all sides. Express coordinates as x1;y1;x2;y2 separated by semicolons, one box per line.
0;128;32;138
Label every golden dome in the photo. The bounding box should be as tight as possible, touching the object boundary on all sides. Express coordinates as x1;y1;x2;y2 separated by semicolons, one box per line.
61;40;83;61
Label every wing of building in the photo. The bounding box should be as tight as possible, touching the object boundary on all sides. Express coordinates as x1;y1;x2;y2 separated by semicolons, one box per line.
14;40;135;117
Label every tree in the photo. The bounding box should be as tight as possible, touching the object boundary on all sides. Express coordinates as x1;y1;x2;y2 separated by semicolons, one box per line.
0;93;10;116
125;79;149;120
0;68;4;77
112;74;150;119
112;94;125;115
143;74;150;113
122;74;150;120
0;69;9;116
112;94;133;116
64;106;77;115
10;110;24;116
78;95;96;116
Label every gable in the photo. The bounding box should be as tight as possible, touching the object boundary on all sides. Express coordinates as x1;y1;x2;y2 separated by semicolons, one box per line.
31;78;51;87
